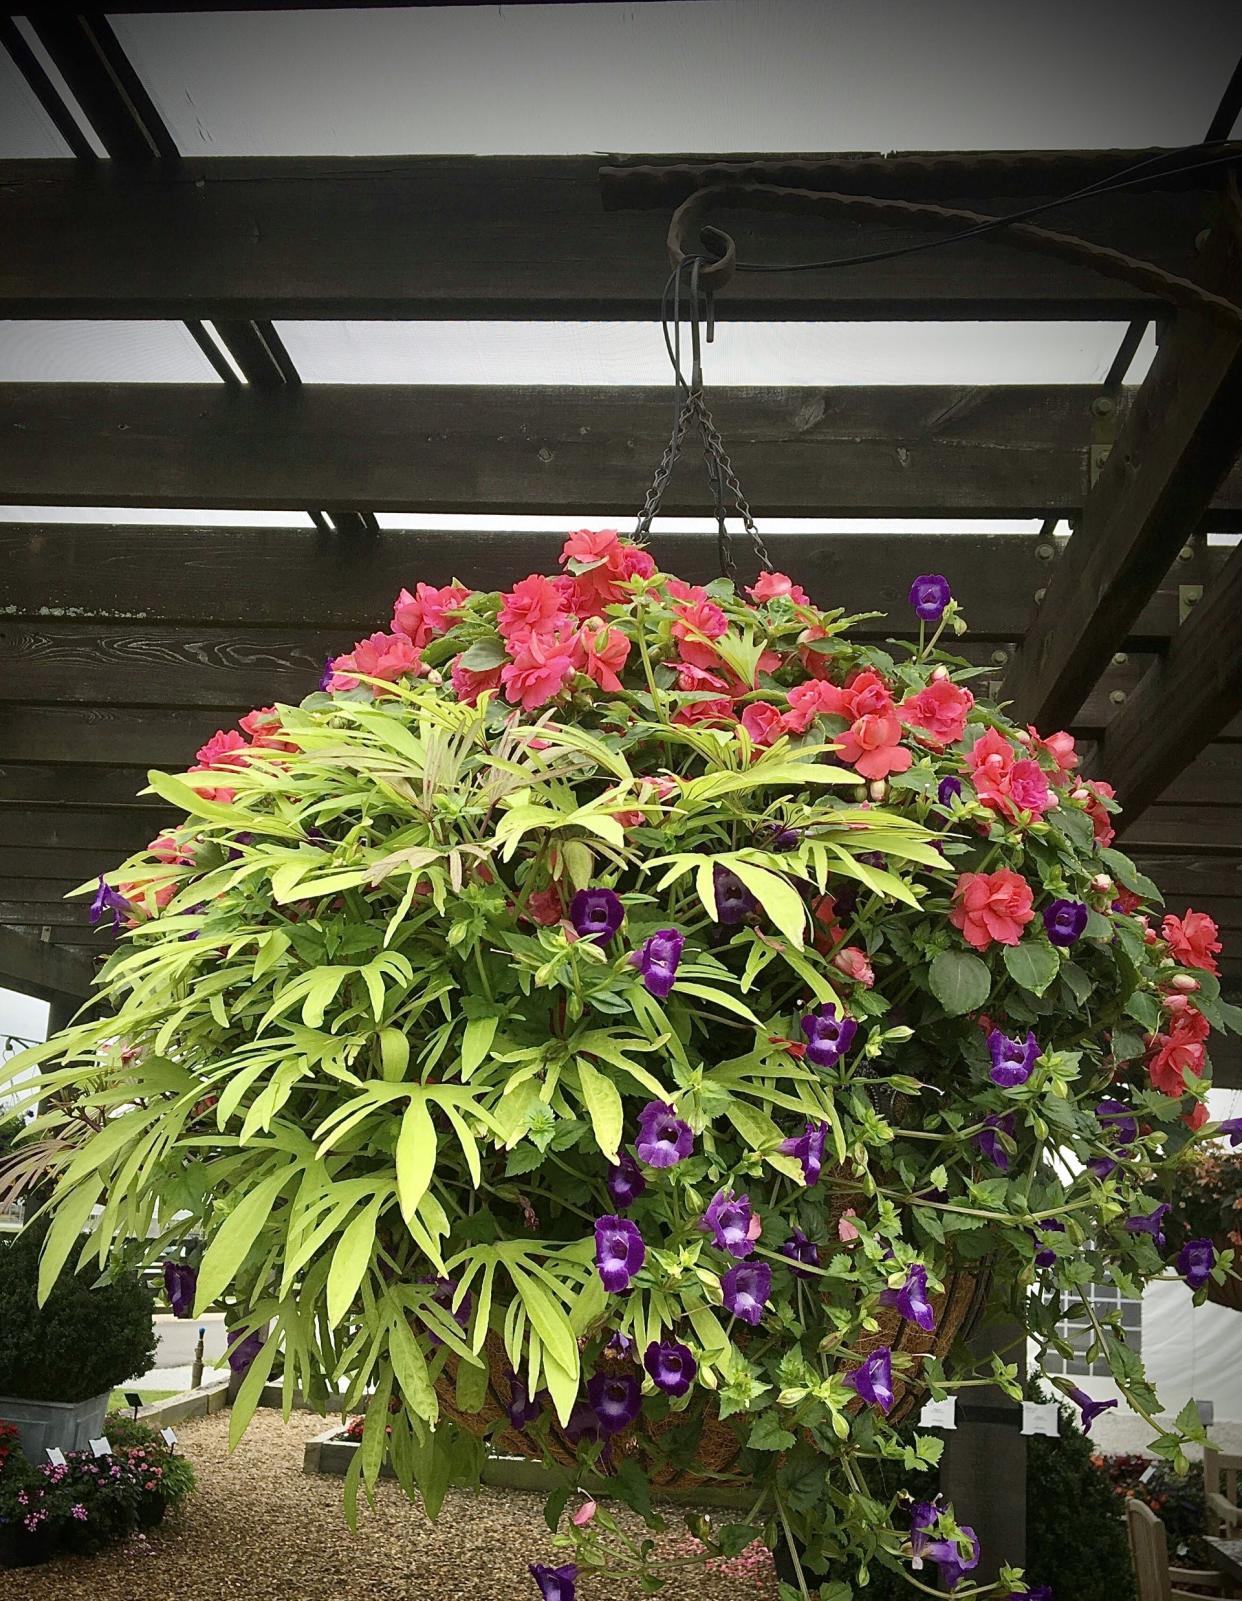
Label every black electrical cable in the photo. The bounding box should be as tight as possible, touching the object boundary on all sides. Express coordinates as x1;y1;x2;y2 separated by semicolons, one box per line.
721;144;1242;275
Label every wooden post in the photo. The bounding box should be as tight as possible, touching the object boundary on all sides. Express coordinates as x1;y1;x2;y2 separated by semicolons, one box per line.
191;1326;205;1391
939;1317;1027;1585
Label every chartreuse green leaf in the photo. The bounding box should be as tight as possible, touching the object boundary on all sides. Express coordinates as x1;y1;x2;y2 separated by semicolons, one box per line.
228;1324;280;1449
387;1305;439;1422
379;1027;410;1081
195;1168;290;1313
37;1181;102;1306
396;1097;437;1222
929;950;991;1017
576;1058;623;1161
327;1197;382;1325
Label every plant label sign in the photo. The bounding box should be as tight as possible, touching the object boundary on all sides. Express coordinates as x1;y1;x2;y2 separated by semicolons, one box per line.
45;1447;67;1467
161;1426;178;1448
89;1437;112;1457
919;1397;957;1430
1021;1401;1061;1436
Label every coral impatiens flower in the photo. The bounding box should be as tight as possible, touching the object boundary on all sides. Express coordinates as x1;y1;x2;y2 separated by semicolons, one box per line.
498;573;567;645
836;711;912;780
748;570;810;605
392;581;470;647
1162;909;1222;974
578;621;630;692
450;658;503;705
1080;779;1117;847
949;868;1035;950
966;727;1050;820
671;597;729;669
194;728;250;769
902;678;974;749
740;701;784;748
500;631;577;709
328;630;421;691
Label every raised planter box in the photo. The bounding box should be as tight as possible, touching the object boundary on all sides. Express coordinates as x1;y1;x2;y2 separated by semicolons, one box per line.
0;1390;110;1461
303;1427;750;1507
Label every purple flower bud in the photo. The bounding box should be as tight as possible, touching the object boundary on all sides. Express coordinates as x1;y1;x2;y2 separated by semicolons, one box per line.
701;1189;760;1258
226;1327;265;1375
1088;1156;1117;1179
89;876;133;931
421;1277;472;1346
506;1374;542;1430
162;1261;198;1319
1068;1385;1117;1434
529;1562;578;1601
763;821;801;851
570;887;625;943
779;1120;829;1186
712;865;758;925
1219;1117;1242;1148
975;1112;1016;1171
844;1346;895;1413
1030;1218;1066;1267
635;1101;693;1168
909;573;952;623
594;1215;645;1293
778;1228;820;1280
1043;898;1088;947
605;1151;647;1209
799;1004;858;1069
879;1263;936;1333
987;1028;1039;1088
628;928;684;998
1177;1237;1216;1292
318;656;335;692
585;1370;642;1436
1125;1203;1170;1247
937;775;964;807
721;1261;771;1326
643;1339;697;1397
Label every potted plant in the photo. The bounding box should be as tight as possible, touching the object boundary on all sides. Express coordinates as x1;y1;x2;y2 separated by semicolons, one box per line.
1162;1143;1242;1312
0;1223;157;1460
6;532;1239;1598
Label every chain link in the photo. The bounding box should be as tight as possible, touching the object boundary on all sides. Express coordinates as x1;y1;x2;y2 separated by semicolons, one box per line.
633;388;773;579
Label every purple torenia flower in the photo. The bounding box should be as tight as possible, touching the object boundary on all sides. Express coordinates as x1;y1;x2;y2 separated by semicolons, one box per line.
987;1028;1039;1088
763;821;801;851
570;887;624;943
594;1215;645;1293
606;1151;647;1209
506;1374;542;1430
937;774;964;807
1088;1156;1117;1179
529;1563;578;1601
799;1004;858;1069
1031;1218;1066;1267
701;1189;760;1258
879;1263;936;1333
563;1399;601;1445
1068;1385;1117;1434
635;1101;693;1168
1025;1588;1054;1601
909;573;951;622
975;1112;1016;1170
779;1120;829;1186
1219;1117;1242;1147
923;1528;980;1590
845;1346;895;1413
89;876;133;930
162;1260;197;1319
1043;898;1088;947
1096;1098;1138;1149
721;1261;771;1326
1178;1237;1216;1291
643;1339;697;1397
226;1327;265;1375
712;865;758;925
586;1370;642;1436
422;1277;472;1345
318;656;335;692
1126;1203;1171;1247
628;928;684;998
778;1228;820;1280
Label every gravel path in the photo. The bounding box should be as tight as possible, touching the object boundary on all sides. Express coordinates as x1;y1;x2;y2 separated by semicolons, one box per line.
5;1409;778;1601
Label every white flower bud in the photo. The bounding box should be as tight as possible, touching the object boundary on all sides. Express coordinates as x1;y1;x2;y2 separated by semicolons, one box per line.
868;779;888;802
1091;873;1113;896
1171;974;1200;993
930;665;950;682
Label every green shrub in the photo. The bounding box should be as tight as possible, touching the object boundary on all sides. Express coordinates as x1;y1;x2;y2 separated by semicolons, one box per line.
0;1225;156;1402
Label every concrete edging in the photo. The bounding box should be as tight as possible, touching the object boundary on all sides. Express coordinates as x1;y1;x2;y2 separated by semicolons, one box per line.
131;1379;230;1428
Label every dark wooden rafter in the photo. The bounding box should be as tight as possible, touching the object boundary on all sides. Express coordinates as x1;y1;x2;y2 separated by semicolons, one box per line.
2;383;1242;517
0;926;93;1000
0;153;1232;323
1002;185;1242;730
1100;541;1242;830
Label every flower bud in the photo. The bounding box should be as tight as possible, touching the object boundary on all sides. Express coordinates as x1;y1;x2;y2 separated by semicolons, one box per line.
425;669;444;686
1090;873;1113;896
1071;786;1091;802
868;780;888;802
853;785;868;804
930;664;950;682
1171;975;1200;994
1013;728;1032;745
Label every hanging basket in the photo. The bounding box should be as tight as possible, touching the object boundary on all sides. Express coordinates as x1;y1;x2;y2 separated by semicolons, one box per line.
1206;1234;1242;1313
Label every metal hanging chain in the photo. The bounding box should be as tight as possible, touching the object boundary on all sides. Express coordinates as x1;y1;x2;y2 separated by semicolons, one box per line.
633;256;773;579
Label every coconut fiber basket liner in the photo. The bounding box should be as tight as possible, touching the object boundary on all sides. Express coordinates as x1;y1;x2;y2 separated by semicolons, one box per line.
1207;1232;1242;1313
436;1221;988;1490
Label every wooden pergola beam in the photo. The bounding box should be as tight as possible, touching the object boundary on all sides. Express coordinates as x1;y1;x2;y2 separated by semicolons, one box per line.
2;383;1242;518
1003;194;1242;731
0;154;1224;323
0;925;94;1001
1101;541;1242;829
